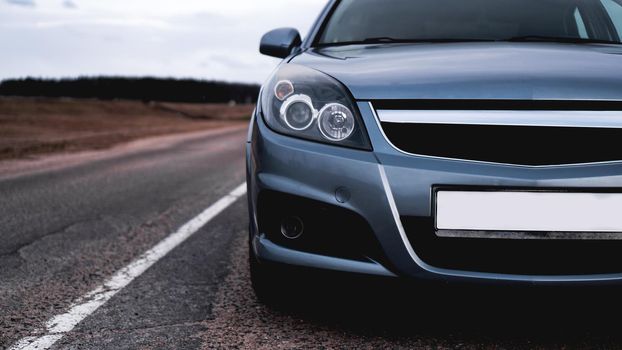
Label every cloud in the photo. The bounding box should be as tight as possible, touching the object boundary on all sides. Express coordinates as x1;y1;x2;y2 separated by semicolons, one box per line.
5;0;35;6
62;0;77;9
0;0;326;83
32;18;175;30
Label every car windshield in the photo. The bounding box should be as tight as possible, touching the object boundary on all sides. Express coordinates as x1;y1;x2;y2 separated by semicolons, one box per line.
318;0;622;45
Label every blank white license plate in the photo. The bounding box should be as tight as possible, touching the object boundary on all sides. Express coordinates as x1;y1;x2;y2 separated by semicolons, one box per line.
436;190;622;233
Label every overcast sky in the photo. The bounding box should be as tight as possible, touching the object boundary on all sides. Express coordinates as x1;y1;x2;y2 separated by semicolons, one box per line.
0;0;327;84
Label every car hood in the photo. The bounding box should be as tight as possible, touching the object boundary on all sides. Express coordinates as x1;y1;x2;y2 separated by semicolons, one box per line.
290;42;622;101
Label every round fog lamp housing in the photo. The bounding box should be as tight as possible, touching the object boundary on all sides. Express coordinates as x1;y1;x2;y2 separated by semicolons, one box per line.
280;216;304;239
280;94;316;131
318;103;355;141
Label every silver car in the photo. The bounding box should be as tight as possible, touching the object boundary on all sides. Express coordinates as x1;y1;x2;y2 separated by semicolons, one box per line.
247;0;622;301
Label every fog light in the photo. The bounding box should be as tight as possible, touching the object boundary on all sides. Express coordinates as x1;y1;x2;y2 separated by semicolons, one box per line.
280;216;304;239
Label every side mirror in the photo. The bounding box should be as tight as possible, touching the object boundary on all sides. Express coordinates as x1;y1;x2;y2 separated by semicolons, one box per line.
260;28;302;59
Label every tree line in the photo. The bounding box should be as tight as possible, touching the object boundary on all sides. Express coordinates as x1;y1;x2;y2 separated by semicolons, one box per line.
0;77;260;104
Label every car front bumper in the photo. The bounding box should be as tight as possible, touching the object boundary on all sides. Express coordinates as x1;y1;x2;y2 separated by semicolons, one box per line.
247;102;622;286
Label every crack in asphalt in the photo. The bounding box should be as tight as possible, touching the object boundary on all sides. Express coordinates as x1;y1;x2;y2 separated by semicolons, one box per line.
0;208;179;346
0;218;102;260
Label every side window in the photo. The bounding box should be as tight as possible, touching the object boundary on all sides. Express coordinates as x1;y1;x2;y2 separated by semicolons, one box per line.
574;8;589;38
600;0;622;38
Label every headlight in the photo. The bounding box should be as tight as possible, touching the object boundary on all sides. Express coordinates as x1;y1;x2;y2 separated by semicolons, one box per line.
260;64;371;150
280;94;316;130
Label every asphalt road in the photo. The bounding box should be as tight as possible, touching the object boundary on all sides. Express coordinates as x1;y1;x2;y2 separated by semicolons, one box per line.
3;125;622;349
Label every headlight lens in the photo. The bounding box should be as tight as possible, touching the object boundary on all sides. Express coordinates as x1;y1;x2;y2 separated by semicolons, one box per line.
260;64;371;150
318;103;355;141
280;94;316;130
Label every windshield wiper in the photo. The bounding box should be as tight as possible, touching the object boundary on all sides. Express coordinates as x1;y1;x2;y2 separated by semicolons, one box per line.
502;35;620;45
317;37;494;46
360;37;492;44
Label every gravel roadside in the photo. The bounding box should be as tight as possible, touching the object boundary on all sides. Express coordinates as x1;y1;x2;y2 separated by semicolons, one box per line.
200;236;622;349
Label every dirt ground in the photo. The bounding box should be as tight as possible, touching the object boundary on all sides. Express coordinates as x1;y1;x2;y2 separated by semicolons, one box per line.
0;97;253;160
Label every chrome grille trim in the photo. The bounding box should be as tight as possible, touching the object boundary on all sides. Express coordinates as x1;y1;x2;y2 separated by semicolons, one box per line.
377;109;622;129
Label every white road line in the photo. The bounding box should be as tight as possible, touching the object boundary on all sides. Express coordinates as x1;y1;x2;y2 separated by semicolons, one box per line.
10;183;247;350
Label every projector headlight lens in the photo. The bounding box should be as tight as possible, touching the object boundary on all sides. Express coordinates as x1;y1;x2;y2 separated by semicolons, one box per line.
280;94;316;130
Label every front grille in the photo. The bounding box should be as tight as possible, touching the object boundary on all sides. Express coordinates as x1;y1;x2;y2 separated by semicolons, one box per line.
381;123;622;166
373;100;622;166
403;216;622;275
